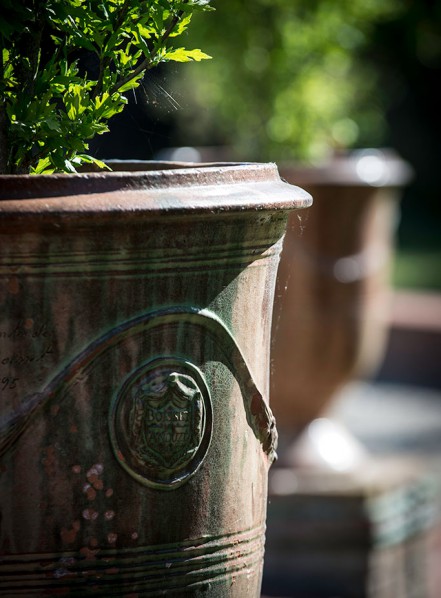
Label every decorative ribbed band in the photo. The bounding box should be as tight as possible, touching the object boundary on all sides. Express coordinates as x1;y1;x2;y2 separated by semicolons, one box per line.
0;525;265;596
0;238;282;276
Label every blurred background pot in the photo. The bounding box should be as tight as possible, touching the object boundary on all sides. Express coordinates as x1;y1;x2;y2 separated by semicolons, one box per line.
271;149;412;468
0;162;311;597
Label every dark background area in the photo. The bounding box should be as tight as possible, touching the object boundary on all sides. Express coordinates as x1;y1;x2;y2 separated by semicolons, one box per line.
367;1;441;251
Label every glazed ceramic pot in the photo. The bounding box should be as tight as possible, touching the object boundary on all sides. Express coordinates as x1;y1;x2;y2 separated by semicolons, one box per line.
0;163;311;596
271;150;412;445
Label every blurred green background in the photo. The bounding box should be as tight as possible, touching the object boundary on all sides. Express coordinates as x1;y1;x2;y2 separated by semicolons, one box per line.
91;0;441;291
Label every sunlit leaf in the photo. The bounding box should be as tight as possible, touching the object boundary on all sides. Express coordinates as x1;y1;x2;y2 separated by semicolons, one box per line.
165;47;211;62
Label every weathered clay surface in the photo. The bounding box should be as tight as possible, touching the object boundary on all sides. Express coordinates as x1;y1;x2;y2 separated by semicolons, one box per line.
0;162;311;596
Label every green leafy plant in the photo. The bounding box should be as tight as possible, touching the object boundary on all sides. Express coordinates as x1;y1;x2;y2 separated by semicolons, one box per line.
0;0;212;174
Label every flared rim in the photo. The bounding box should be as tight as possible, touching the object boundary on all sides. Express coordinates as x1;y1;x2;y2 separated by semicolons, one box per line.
0;162;288;197
0;161;312;221
279;149;413;188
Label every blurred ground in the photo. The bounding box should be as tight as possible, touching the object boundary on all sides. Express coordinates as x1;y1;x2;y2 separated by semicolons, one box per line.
331;382;441;458
262;290;441;598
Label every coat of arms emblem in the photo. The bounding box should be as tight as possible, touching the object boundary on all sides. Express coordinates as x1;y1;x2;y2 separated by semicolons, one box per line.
129;372;204;472
109;358;212;490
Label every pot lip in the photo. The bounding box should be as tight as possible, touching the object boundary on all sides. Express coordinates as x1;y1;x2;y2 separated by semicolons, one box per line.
0;161;312;218
278;148;413;188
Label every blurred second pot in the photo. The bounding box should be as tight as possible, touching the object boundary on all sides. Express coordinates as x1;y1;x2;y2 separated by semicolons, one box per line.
271;149;412;445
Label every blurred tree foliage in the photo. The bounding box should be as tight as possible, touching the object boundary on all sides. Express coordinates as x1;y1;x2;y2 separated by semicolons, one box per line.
171;0;404;161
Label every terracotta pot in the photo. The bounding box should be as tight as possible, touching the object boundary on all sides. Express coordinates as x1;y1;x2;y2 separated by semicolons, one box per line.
271;150;412;443
0;163;311;597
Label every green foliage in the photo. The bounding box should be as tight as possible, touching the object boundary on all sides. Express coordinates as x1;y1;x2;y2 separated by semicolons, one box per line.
173;0;403;162
0;0;213;174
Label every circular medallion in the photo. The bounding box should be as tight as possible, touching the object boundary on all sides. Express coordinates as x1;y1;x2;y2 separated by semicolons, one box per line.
109;357;212;490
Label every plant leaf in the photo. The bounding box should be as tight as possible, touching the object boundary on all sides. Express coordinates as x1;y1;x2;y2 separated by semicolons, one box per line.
165;47;211;62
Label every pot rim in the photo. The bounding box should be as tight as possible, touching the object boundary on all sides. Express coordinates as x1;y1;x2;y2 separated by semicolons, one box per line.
0;161;312;220
279;148;413;188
